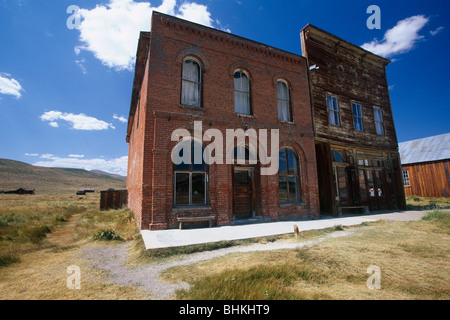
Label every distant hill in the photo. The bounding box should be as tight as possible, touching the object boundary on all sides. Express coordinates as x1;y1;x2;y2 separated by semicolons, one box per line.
0;159;127;195
90;170;127;181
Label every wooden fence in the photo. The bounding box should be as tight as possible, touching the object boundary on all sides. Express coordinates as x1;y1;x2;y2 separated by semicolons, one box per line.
100;190;128;211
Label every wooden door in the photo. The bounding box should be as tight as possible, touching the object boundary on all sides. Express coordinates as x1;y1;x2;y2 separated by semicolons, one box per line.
233;169;253;218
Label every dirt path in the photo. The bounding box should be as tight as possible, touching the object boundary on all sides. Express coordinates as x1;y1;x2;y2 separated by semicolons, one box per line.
46;214;82;248
81;229;355;299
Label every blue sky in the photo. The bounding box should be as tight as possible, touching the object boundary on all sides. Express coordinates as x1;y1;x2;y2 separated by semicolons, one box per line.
0;0;448;175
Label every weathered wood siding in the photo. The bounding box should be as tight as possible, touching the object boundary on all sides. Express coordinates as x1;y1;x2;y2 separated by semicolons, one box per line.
302;27;399;151
100;190;128;211
403;160;450;197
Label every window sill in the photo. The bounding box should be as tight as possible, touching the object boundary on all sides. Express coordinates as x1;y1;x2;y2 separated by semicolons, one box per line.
279;120;295;125
279;201;305;207
179;104;204;111
234;113;255;119
172;205;212;211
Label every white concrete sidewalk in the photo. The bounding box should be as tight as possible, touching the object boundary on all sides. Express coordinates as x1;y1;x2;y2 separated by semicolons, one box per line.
140;211;427;249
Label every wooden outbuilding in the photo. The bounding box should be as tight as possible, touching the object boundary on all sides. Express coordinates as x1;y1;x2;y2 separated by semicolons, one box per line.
399;133;450;198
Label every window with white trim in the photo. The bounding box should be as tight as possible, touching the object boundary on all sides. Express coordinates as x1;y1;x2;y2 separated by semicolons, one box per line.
327;94;340;126
373;107;384;135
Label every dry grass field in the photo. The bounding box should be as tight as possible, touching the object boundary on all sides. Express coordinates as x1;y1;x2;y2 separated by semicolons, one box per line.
0;191;449;300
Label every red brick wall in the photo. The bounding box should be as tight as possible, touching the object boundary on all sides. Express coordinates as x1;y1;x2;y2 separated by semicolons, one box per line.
127;12;320;230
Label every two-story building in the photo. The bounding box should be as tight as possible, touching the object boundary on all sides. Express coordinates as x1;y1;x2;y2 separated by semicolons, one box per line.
126;12;319;230
300;25;406;215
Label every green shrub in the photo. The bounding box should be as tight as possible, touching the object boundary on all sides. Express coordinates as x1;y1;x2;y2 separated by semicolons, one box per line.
27;225;51;243
0;254;20;268
91;229;123;241
422;210;449;222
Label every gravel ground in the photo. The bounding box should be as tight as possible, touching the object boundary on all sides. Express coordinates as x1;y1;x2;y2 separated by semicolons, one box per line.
81;229;354;299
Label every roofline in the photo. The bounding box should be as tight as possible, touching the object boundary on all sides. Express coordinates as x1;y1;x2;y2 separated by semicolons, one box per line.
300;23;391;65
154;11;306;63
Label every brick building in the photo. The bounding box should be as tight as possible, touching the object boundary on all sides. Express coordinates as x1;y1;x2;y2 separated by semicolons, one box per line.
300;25;406;215
126;12;319;230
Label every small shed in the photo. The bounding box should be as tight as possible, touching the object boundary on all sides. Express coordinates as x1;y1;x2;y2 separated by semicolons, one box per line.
399;133;450;197
100;189;128;211
4;188;35;195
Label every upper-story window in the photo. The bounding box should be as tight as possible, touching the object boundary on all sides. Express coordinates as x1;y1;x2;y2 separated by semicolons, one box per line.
373;107;385;135
181;58;201;107
234;70;251;115
352;103;364;131
277;80;292;122
327;94;340;126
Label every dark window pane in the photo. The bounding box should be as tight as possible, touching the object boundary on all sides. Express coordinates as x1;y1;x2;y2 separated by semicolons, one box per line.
191;173;206;205
288;176;298;201
359;170;367;199
235;171;249;185
337;167;348;198
175;173;190;205
192;141;206;171
287;150;298;174
279;176;288;202
278;149;287;174
174;142;191;171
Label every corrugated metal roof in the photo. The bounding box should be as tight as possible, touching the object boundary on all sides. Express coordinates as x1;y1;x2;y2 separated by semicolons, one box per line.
399;132;450;165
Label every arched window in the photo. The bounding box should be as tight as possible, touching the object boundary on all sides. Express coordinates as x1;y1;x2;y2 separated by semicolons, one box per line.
331;150;345;162
278;148;301;203
277;80;291;122
181;58;201;107
173;139;208;206
234;70;251;115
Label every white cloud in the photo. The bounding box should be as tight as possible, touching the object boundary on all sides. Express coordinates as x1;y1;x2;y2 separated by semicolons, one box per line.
75;0;227;71
40;110;114;131
430;26;444;36
361;15;429;58
25;153;39;157
0;73;24;99
69;154;85;158
113;114;128;123
34;155;128;176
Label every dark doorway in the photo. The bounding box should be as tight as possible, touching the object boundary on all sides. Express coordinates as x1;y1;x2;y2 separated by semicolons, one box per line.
233;169;253;218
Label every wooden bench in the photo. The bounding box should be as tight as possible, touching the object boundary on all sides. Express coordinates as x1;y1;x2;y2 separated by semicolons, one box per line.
177;216;216;230
338;206;369;215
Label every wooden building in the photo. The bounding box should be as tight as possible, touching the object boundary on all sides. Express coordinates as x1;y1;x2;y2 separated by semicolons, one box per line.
300;25;406;215
399;133;450;198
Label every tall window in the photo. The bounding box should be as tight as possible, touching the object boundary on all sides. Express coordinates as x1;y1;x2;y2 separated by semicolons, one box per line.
278;148;301;203
173;140;207;206
327;94;340;126
234;70;251;115
402;170;410;187
352;103;364;131
373;107;384;135
277;80;291;122
181;58;201;107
